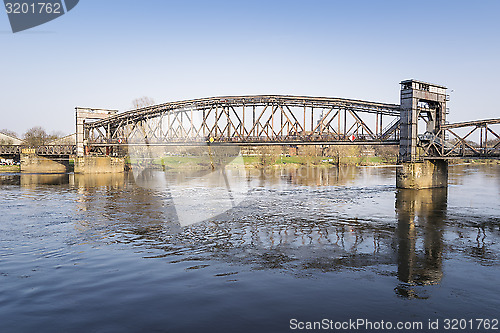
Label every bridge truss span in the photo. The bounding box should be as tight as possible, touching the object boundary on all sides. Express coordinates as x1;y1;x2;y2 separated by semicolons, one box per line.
0;145;76;157
420;118;500;159
84;95;401;152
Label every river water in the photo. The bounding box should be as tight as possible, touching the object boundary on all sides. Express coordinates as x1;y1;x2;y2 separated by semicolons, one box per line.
0;164;499;332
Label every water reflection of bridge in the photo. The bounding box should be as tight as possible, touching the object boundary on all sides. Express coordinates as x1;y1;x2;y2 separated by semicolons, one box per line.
6;167;496;300
2;166;498;300
395;188;446;298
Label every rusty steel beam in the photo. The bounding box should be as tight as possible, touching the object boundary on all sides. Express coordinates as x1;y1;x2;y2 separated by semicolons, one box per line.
441;118;500;129
89;140;400;147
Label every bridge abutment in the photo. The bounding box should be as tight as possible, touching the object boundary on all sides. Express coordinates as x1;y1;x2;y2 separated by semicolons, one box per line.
20;153;70;173
396;160;448;189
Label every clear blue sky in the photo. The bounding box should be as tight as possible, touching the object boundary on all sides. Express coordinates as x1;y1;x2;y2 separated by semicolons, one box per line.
1;0;499;136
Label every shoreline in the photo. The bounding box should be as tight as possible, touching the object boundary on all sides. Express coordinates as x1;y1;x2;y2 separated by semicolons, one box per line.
1;158;497;174
0;165;20;173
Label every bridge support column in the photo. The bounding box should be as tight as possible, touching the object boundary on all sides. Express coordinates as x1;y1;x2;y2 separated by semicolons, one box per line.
74;156;125;174
76;107;118;157
20;154;70;173
397;80;449;189
396;160;448;189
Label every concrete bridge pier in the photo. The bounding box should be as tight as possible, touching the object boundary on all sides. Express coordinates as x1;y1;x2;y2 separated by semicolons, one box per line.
75;107;126;174
74;156;125;174
20;153;70;173
396;160;448;189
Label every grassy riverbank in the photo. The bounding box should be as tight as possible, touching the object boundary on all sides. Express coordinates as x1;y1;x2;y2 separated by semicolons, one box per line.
240;155;397;167
0;165;20;173
127;154;398;170
448;159;500;165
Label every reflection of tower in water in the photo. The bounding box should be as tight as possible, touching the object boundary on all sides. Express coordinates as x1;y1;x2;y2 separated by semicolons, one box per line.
395;188;447;299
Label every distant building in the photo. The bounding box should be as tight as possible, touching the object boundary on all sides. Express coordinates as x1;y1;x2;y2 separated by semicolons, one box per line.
47;133;76;145
0;132;24;145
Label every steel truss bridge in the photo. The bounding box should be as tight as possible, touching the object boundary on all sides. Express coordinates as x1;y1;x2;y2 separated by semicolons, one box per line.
0;145;75;156
1;94;499;160
82;95;499;160
84;95;402;153
420;118;500;159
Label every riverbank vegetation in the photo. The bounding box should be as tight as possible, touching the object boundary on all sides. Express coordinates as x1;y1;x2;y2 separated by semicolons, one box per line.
129;144;500;171
244;145;399;167
0;165;20;172
1;127;64;146
127;144;400;170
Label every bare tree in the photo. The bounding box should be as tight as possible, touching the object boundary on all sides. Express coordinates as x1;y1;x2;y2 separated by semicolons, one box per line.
22;126;60;147
324;145;362;165
486;139;500;147
49;131;65;141
0;129;18;138
373;145;398;161
132;96;155;109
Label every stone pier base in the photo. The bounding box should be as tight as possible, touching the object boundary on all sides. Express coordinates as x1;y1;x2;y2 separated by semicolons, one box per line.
20;154;69;173
75;156;125;174
396;160;448;189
